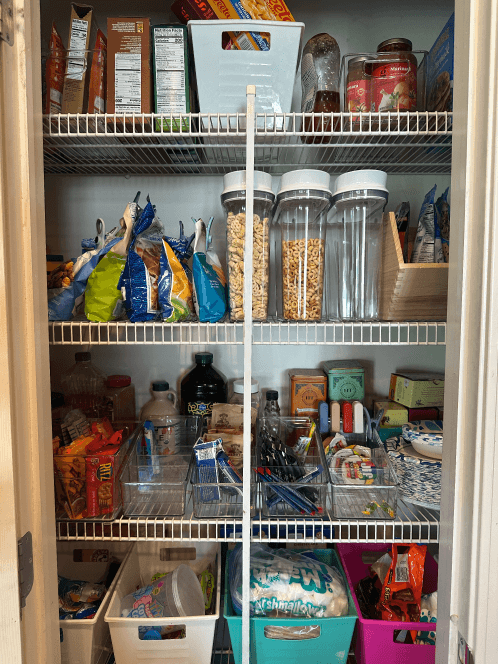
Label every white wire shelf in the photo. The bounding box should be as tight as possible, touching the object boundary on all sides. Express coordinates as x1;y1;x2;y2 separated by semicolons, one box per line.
56;499;439;543
43;112;452;175
48;320;446;346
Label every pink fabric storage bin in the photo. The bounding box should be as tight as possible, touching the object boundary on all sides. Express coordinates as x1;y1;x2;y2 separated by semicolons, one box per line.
336;543;438;664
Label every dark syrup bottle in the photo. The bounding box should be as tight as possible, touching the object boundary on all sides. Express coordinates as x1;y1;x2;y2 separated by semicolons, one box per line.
180;352;227;420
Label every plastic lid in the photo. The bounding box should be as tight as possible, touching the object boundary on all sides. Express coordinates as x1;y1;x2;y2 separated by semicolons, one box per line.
172;564;206;617
277;169;332;196
152;381;170;391
266;390;279;400
333;169;388;197
75;352;91;362
107;375;131;388
233;378;259;394
222;170;273;196
195;352;213;365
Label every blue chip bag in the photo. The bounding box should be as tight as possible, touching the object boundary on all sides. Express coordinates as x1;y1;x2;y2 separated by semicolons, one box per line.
191;218;227;323
119;198;164;322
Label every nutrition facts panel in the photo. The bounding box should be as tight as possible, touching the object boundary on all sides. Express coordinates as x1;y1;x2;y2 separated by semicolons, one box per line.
66;19;88;80
115;53;142;113
154;28;187;114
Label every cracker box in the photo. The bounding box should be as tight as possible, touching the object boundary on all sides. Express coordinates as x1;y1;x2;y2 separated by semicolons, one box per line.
107;18;151;114
374;400;408;428
323;360;365;402
389;371;445;408
289;369;327;418
426;13;454;112
62;4;96;113
152;25;190;131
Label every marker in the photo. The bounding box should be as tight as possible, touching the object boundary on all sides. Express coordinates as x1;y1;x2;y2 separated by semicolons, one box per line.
330;401;341;433
353;401;364;434
342;402;353;433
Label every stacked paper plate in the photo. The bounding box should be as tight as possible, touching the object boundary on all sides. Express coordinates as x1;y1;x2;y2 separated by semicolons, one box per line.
402;421;443;460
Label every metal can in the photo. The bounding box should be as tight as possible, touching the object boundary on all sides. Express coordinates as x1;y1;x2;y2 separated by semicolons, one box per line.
372;38;417;112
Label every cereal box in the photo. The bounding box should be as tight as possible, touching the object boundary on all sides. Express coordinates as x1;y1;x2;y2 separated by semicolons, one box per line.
426;13;454;112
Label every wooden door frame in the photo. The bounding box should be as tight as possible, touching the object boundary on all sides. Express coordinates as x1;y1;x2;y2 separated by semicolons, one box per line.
0;0;60;662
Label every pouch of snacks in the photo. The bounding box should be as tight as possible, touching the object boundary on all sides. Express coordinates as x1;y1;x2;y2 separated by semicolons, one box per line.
435;187;450;262
119;198;164;322
58;576;106;612
192;217;227;323
158;222;195;322
85;197;140;322
411;185;437;263
377;543;427;622
48;222;122;321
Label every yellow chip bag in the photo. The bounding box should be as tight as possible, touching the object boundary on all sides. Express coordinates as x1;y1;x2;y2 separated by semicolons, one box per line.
158;235;194;322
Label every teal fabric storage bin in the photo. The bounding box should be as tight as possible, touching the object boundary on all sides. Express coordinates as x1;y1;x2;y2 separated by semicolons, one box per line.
224;548;357;664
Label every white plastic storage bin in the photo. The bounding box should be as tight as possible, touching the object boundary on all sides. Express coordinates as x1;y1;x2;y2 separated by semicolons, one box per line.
105;542;221;664
188;20;304;124
58;541;132;664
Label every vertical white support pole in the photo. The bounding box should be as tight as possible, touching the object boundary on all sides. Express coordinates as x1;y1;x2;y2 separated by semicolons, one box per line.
242;85;256;664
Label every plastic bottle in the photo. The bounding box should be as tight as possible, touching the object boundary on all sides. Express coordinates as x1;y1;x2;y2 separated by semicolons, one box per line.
263;389;281;437
301;33;341;143
60;352;107;419
140;382;179;454
180;352;227;419
104;375;136;423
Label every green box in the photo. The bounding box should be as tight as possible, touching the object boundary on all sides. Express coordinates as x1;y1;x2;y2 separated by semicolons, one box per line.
323;360;365;402
224;548;357;664
374;399;408;427
389;371;445;408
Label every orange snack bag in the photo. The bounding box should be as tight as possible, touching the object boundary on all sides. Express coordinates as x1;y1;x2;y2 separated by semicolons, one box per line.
91;417;114;440
45;22;66;114
88;29;107;114
377;544;427;623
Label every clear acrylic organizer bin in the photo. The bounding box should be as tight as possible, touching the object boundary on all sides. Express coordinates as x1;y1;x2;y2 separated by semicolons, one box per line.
190;464;257;519
327;432;398;520
120;418;201;517
257;417;331;519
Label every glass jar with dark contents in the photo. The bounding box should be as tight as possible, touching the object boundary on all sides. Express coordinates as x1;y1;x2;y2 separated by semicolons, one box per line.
372;38;418;112
346;56;375;129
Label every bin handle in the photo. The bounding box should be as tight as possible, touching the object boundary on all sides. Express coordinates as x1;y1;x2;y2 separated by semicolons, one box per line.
263;625;321;640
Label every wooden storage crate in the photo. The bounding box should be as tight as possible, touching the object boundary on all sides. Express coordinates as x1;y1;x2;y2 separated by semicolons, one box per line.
380;212;448;321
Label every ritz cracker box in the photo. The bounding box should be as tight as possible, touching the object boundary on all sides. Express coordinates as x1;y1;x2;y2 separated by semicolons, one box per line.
389;371;445;408
289;369;327;418
62;4;97;113
107;18;151;113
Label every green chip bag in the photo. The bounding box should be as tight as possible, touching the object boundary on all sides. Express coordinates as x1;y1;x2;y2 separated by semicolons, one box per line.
84;251;127;322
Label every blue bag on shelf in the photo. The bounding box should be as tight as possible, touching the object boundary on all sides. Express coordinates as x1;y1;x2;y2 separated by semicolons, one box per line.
191;217;227;323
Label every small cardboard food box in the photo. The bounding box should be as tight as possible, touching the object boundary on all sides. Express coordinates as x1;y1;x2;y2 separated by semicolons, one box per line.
389;371;445;408
374;400;409;428
152;25;190;130
107;18;151;114
426;12;454;112
62;4;96;113
323;360;365;402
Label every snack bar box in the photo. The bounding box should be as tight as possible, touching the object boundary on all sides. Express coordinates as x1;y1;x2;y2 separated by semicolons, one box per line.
374;399;440;427
323;360;365;402
389;371;445;408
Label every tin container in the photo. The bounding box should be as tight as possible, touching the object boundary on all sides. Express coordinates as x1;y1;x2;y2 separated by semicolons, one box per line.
323;360;365;402
288;369;327;417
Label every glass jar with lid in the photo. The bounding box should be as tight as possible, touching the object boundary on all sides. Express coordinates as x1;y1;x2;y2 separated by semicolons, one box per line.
346;56;376;128
221;171;275;322
372;38;418;112
229;378;261;414
273;170;332;321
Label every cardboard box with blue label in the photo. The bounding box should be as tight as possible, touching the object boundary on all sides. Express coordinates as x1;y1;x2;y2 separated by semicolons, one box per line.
426;12;454;112
323;361;365;402
389;371;444;408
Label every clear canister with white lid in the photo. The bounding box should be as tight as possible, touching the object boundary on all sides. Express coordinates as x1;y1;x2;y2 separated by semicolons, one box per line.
327;169;388;321
229;378;261;414
274;170;332;321
221;170;275;321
